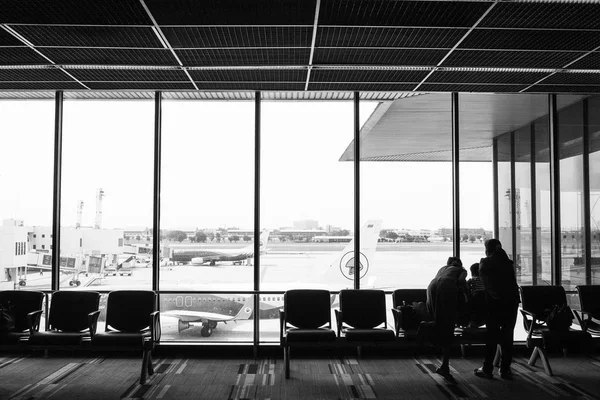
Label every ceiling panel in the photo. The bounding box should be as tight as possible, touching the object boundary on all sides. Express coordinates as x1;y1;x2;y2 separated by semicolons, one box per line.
418;83;527;93
525;85;600;94
0;30;24;46
84;81;196;90
11;26;163;48
311;69;428;83
316;27;466;48
319;0;492;27
460;29;600;52
188;69;307;82
37;48;179;66
0;47;50;65
0;68;73;81
195;82;305;90
427;70;548;85
442;50;586;69
162;27;312;48
0;81;84;90
542;72;600;86
309;82;416;91
66;68;189;82
480;2;600;29
568;53;600;70
314;48;447;66
0;0;151;25
176;49;310;66
146;0;317;25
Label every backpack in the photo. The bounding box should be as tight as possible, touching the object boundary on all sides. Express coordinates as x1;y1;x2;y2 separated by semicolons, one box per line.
0;302;16;332
545;303;573;331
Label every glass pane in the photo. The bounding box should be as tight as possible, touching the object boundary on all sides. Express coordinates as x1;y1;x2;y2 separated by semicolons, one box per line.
497;134;513;260
61;99;154;290
361;94;453;289
515;125;533;285
0;99;54;291
160;293;255;342
590;96;600;284
557;97;585;290
534;116;551;285
160;100;254;293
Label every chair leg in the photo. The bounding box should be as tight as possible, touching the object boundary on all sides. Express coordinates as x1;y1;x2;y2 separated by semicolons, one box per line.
141;349;149;384
284;346;290;379
493;344;502;368
460;344;466;358
147;349;154;376
528;346;540;367
537;347;553;376
357;346;362;360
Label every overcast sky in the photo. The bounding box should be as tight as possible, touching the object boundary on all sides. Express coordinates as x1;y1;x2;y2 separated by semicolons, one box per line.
1;98;499;232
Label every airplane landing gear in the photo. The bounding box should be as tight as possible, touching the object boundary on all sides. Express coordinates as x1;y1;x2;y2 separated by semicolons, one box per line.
68;280;81;287
200;325;213;337
19;280;26;286
210;260;216;266
208;321;217;329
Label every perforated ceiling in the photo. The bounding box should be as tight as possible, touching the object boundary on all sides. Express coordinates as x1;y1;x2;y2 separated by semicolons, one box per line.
1;0;599;99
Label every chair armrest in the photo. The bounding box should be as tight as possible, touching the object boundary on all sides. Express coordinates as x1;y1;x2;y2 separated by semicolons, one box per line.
519;309;538;340
578;310;596;332
391;308;401;337
334;310;342;337
27;310;43;334
279;310;285;344
88;311;101;338
150;311;161;342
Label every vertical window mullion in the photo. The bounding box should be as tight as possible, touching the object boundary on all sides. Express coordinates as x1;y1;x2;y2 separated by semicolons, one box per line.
354;92;360;290
549;94;561;286
51;91;64;291
152;91;162;293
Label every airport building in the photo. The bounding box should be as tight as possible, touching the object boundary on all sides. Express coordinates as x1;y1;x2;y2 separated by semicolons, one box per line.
0;2;599;398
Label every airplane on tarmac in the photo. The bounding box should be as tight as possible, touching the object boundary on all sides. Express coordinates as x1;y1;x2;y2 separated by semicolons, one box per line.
161;220;383;338
169;230;270;266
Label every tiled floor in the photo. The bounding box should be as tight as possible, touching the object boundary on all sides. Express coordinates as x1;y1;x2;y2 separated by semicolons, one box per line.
0;352;599;399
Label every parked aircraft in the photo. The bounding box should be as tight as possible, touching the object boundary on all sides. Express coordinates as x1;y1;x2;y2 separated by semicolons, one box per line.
169;230;270;266
161;220;383;338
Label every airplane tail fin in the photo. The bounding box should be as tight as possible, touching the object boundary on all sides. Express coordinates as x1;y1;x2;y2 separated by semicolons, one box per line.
259;230;270;253
322;219;383;288
234;296;254;320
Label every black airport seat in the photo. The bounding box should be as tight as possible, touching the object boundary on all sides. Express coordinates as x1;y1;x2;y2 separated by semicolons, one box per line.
391;289;428;339
520;285;592;376
336;289;395;357
0;290;45;348
28;291;100;348
280;289;336;379
89;290;160;384
575;285;600;335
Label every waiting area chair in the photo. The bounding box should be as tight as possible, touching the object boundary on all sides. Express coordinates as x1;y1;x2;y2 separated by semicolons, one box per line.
391;289;428;339
0;290;45;348
28;291;101;350
575;285;600;335
88;290;160;384
520;285;591;376
280;289;336;379
336;289;395;357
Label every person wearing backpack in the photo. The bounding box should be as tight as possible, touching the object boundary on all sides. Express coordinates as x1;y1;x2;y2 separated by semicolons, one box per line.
473;239;520;380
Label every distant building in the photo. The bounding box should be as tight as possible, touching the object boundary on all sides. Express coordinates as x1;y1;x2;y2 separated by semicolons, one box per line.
293;220;319;230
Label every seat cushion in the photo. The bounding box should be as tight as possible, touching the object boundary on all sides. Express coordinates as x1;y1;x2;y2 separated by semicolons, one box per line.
91;331;150;348
286;328;336;343
344;328;395;342
28;331;87;346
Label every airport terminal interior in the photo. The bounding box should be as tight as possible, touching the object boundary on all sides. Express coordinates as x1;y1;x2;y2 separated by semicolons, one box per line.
1;0;600;399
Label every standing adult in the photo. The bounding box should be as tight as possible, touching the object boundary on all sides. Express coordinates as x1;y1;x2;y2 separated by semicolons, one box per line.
474;239;520;380
426;256;468;382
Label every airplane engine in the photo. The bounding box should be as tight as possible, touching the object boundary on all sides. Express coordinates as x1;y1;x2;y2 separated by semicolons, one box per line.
178;319;190;333
191;257;204;264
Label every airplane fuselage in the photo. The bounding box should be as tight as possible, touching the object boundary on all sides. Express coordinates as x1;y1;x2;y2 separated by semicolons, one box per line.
171;249;252;264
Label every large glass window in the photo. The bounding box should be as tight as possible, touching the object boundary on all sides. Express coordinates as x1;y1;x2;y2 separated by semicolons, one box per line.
0;99;54;291
534;116;552;285
588;96;600;284
496;134;513;261
361;94;453;290
514;125;533;285
557;97;585;290
160;99;254;342
61;99;154;292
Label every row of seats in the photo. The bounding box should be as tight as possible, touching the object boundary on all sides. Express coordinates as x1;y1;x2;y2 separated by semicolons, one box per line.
0;290;160;384
280;286;600;379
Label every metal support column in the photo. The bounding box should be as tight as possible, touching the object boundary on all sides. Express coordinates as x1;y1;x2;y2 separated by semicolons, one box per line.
583;99;592;285
152;92;162;293
51;91;64;291
451;93;460;258
510;132;517;263
354;92;360;290
253;92;261;357
548;94;561;285
530;123;538;285
493;139;499;239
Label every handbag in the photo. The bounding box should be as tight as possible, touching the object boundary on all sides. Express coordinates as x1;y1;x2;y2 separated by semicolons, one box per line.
545;303;573;331
0;302;16;332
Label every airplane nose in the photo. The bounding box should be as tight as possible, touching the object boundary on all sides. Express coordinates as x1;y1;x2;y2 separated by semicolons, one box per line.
178;320;190;333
